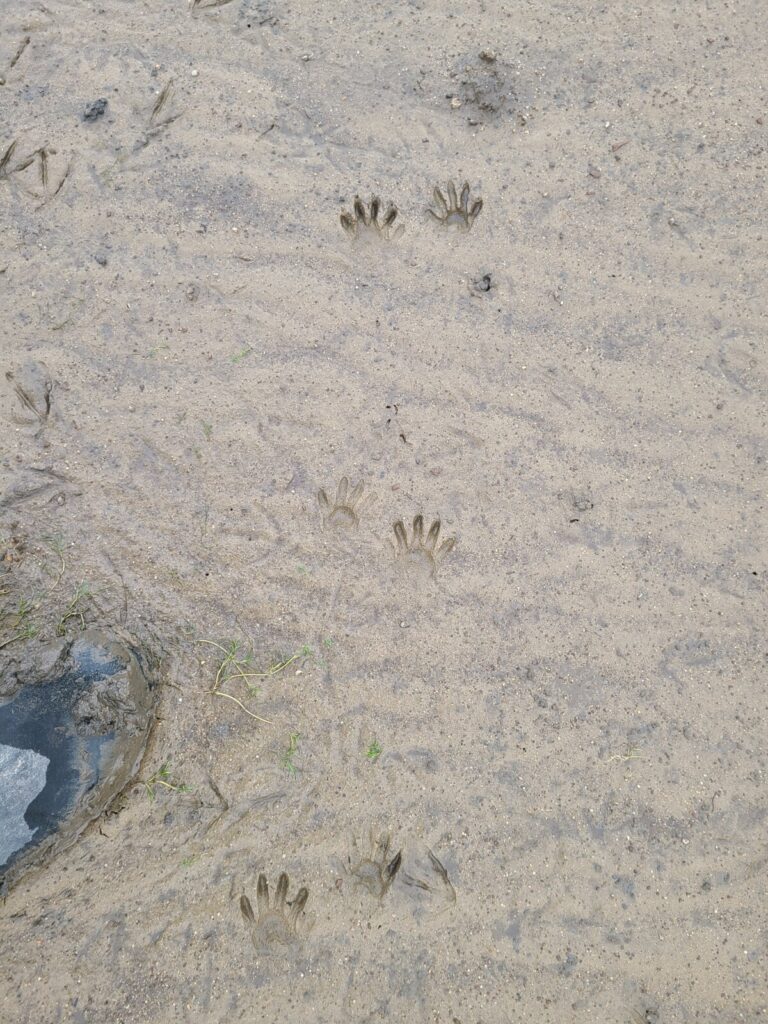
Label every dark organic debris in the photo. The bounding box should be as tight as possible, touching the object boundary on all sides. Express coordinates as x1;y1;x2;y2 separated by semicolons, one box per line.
83;98;108;121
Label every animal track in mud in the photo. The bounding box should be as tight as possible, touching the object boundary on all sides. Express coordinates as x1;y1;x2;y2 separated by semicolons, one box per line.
559;487;594;522
240;872;309;951
317;476;370;529
449;49;533;127
0;35;30;86
340;195;404;241
6;362;55;435
427;181;483;231
393;515;456;579
0;467;80;511
343;829;402;898
402;846;456;911
1;142;71;204
0;139;35;183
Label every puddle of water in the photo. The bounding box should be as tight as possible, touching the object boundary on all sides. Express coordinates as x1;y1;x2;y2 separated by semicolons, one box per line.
0;629;154;889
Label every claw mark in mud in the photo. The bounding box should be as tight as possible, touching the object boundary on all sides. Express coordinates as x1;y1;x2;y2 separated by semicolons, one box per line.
101;78;182;184
343;829;403;898
0;36;30;85
317;476;371;529
427;181;483;230
6;363;54;434
0;467;80;511
0;139;18;176
340;195;404;241
10;36;31;69
38;146;48;189
51;162;70;200
402;847;456;911
240;872;310;951
5;144;72;205
0;139;36;182
149;79;181;132
150;80;173;125
392;515;456;579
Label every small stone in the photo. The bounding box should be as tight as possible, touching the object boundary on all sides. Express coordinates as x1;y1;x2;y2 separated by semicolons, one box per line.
450;96;462;109
83;98;108;121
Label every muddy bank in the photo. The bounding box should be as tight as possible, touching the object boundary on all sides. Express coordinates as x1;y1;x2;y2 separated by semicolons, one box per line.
0;630;154;891
1;1;766;1022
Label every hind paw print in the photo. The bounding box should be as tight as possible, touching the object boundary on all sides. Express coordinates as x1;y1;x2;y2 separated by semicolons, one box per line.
318;476;370;529
427;181;483;230
393;515;456;578
240;872;309;951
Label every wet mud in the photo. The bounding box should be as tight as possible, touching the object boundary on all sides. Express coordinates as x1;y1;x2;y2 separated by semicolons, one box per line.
0;1;766;1023
0;631;155;890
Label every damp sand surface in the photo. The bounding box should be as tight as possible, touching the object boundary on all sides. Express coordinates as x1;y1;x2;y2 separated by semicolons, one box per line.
0;2;766;1022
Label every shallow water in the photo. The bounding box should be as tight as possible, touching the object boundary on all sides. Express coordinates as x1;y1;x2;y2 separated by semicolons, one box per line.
0;633;155;887
0;1;766;1022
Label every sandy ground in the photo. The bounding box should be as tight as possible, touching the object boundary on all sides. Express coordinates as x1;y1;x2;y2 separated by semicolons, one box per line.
1;1;767;1021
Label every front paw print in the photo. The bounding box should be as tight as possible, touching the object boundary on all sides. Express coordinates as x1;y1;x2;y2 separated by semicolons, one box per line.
344;829;403;899
340;195;404;240
318;476;370;529
240;872;309;951
427;180;483;230
393;515;456;579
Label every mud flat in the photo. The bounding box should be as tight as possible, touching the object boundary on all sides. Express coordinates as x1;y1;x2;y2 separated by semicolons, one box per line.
0;1;766;1022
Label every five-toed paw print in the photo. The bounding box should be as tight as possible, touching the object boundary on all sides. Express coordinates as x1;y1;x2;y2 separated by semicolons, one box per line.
427;181;483;230
240;872;309;951
343;829;403;898
340;195;404;241
318;476;370;528
393;515;456;578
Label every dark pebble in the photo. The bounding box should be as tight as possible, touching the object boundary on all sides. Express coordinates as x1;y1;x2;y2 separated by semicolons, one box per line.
83;98;108;121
